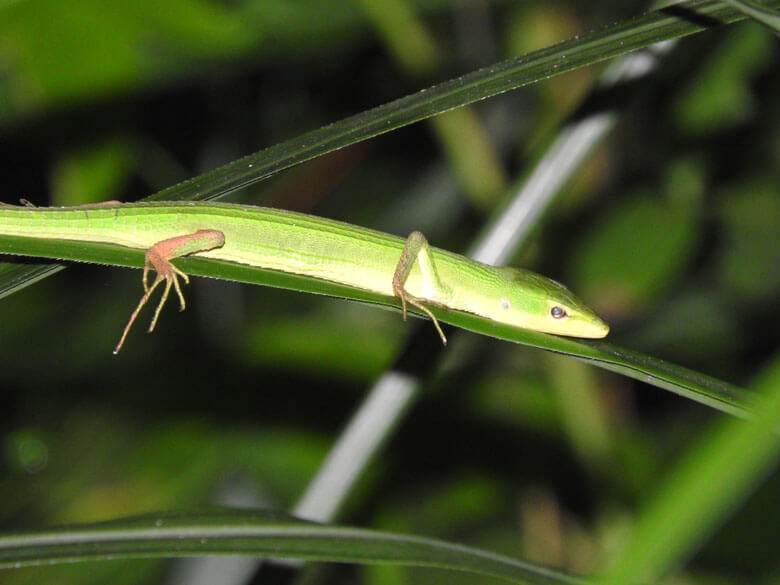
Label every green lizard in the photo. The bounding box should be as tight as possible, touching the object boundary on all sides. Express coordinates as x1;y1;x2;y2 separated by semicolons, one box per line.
0;201;609;353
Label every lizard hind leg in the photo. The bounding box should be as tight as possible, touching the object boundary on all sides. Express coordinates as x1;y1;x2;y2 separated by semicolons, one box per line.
112;229;225;354
112;253;186;355
143;245;190;332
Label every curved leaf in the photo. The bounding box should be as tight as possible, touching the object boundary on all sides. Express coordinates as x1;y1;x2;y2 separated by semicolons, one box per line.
148;0;759;204
0;510;589;585
0;233;754;418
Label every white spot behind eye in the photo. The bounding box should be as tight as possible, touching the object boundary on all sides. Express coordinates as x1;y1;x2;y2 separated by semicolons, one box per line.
500;297;511;311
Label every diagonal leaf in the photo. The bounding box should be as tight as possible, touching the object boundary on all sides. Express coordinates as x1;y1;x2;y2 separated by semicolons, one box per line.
719;0;780;32
0;261;64;298
0;509;589;585
147;0;763;204
0;233;755;418
2;1;773;301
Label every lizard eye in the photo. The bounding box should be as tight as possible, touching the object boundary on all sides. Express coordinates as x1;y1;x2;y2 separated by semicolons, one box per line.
550;306;567;319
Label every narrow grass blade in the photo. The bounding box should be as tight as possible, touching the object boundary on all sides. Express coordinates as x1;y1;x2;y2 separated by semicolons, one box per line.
0;262;64;299
0;233;755;417
719;0;780;32
0;510;589;585
148;0;763;204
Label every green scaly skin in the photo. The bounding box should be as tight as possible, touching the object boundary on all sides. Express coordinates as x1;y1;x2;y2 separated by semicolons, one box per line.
0;201;609;349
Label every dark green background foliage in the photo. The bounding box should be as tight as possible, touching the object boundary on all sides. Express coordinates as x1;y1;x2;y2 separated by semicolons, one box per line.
0;1;777;584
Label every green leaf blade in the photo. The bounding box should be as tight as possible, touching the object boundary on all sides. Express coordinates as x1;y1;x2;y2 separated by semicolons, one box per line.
148;0;768;205
0;510;588;585
0;233;755;417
